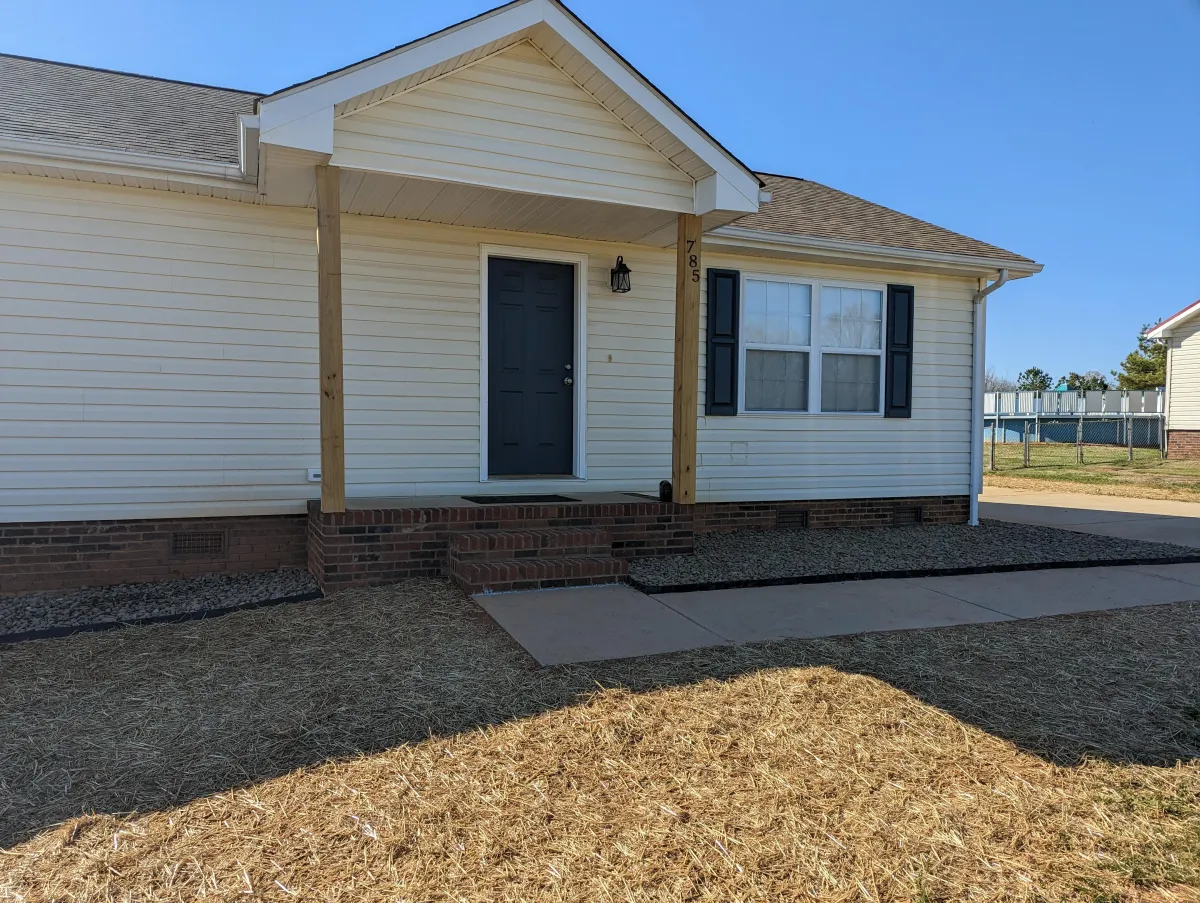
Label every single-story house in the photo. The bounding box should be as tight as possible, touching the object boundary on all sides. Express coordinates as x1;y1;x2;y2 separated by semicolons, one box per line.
1148;300;1200;458
0;0;1041;595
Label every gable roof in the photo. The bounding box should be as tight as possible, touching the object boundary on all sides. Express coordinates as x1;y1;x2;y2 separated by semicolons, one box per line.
0;53;258;165
257;0;759;194
731;174;1035;266
1147;299;1200;339
0;34;1039;270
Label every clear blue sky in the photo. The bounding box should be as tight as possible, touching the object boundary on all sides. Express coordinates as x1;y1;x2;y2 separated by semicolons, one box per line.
6;0;1197;382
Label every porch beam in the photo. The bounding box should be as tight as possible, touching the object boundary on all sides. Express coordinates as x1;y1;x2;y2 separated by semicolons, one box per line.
672;213;703;504
316;164;346;513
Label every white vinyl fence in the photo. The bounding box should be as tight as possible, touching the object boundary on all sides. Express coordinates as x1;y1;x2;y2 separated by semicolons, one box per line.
983;389;1167;470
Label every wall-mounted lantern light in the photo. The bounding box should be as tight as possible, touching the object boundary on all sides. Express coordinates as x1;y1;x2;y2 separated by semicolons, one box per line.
610;256;631;293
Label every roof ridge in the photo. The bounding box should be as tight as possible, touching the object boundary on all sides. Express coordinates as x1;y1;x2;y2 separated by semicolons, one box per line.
0;52;263;97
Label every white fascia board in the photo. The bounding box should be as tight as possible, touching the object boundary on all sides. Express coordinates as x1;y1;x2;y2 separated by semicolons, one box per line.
0;134;252;188
696;173;758;216
258;106;334;157
258;0;545;134
707;225;1044;278
1147;302;1200;339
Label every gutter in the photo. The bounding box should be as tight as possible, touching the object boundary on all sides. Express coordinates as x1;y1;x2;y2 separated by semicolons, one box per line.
706;225;1043;278
969;268;1010;526
0;134;255;189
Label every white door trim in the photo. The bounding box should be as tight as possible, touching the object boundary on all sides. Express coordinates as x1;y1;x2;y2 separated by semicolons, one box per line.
479;243;589;482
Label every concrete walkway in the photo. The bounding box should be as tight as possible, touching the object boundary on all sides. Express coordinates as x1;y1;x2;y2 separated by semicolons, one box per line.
476;563;1200;665
980;487;1200;547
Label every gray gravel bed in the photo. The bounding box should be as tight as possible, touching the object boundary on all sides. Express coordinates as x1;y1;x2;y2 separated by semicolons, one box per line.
629;519;1200;591
0;568;319;638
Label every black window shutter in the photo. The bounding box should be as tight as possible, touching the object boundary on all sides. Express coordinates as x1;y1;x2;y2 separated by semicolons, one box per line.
885;284;915;418
706;268;740;415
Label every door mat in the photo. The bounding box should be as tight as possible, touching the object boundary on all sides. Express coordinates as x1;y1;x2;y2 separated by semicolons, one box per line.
461;494;581;504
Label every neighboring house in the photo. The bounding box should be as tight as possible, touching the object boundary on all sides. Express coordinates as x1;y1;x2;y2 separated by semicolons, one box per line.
1148;300;1200;458
0;0;1041;595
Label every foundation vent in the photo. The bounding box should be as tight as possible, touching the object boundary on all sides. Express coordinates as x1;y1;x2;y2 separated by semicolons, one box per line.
892;505;924;526
776;508;810;530
171;530;227;558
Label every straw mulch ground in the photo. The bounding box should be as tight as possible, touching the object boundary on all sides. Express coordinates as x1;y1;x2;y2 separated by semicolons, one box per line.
3;579;1199;902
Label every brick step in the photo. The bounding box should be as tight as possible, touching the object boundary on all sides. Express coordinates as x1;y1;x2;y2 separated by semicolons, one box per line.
449;527;611;562
452;555;628;594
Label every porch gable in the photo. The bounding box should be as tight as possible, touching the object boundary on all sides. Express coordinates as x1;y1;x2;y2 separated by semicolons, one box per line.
331;41;695;215
255;0;762;226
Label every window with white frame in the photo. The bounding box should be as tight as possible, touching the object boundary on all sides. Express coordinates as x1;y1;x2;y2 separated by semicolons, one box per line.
740;276;885;414
742;278;812;411
819;285;884;413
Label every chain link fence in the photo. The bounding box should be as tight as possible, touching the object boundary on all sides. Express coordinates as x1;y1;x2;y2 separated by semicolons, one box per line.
985;414;1165;471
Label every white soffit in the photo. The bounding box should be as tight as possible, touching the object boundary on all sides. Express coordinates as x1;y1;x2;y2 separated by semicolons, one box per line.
1147;301;1200;339
338;168;683;245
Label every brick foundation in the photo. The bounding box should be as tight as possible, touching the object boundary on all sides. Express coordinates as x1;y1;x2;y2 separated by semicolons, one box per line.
694;495;970;533
307;494;971;592
307;500;694;591
1167;429;1200;459
0;514;307;596
0;494;972;596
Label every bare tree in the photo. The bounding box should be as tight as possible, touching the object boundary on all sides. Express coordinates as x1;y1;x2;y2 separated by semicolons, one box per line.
984;366;1017;392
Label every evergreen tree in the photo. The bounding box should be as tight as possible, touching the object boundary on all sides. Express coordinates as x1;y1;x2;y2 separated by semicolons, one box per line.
1016;367;1053;391
1059;370;1110;391
1111;324;1166;390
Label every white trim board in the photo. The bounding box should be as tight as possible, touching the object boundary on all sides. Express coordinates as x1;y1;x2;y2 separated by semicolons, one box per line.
478;242;590;482
707;226;1043;279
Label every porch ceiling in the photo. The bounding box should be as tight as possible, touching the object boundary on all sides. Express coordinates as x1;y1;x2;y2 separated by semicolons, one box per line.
340;170;685;244
263;163;740;246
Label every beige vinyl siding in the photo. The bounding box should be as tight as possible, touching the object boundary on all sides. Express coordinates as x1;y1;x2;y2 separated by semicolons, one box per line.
1168;321;1200;429
339;219;676;498
0;175;320;522
697;254;977;501
0;174;975;523
0;174;677;522
332;41;694;214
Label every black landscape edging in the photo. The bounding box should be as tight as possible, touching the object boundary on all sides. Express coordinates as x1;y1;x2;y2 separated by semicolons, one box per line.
628;554;1200;595
0;590;324;646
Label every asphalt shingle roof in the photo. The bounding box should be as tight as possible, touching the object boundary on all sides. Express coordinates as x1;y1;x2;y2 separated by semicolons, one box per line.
0;55;1034;265
735;173;1034;265
0;54;258;165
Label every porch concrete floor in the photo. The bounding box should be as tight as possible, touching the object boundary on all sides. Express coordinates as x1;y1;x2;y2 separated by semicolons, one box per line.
475;563;1200;665
345;490;661;510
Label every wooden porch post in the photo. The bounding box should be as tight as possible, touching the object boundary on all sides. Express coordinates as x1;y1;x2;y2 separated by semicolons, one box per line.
672;213;703;504
316;164;346;513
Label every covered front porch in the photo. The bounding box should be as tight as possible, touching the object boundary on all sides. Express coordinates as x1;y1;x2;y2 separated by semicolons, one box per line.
245;5;767;519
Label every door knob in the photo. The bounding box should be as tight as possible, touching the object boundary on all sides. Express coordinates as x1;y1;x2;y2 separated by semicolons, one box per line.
563;377;574;386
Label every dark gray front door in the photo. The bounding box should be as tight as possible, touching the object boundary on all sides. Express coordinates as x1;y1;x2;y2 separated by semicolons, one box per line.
488;257;575;476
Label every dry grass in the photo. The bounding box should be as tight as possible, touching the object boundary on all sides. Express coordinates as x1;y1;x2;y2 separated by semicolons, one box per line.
986;472;1200;504
985;444;1200;502
3;579;1200;902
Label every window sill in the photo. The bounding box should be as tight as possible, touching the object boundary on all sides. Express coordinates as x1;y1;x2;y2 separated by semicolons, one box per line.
733;410;885;418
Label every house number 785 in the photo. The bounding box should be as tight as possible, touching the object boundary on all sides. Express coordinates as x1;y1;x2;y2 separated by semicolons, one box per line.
687;239;699;283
